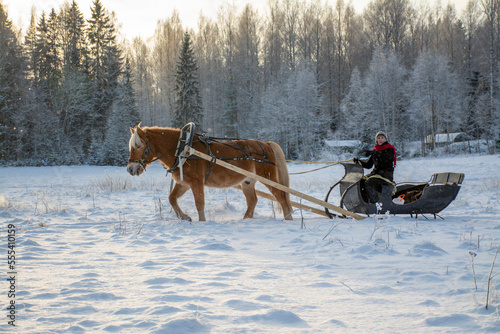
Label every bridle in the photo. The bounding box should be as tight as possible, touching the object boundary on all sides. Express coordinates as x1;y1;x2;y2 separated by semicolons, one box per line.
128;135;152;169
128;132;169;170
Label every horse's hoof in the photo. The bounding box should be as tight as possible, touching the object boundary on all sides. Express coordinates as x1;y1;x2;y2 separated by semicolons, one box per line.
177;214;192;221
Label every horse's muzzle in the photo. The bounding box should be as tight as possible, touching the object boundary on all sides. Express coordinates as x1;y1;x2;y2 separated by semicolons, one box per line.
127;163;143;176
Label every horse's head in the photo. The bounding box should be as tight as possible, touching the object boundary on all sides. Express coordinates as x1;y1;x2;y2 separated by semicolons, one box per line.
127;123;151;176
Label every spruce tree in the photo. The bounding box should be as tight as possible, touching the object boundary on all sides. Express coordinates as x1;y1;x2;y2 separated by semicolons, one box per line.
173;32;203;129
21;10;38;161
100;58;140;165
62;0;87;70
87;0;123;160
29;12;60;163
58;0;92;163
46;9;61;101
87;0;122;130
0;3;26;162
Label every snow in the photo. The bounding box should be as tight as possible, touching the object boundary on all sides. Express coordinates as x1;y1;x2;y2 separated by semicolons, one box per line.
1;154;499;333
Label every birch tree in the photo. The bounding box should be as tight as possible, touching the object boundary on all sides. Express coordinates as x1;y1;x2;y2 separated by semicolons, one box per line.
234;4;261;138
195;14;224;135
150;11;184;125
362;49;408;146
364;0;413;52
407;51;460;153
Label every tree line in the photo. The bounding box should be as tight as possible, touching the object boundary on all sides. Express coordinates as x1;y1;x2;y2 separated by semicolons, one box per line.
0;0;139;165
0;0;498;166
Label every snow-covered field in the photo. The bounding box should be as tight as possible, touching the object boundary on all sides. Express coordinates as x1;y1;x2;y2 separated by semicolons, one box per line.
1;154;499;333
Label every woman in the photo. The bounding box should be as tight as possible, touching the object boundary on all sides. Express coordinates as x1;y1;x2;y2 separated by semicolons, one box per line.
354;131;397;203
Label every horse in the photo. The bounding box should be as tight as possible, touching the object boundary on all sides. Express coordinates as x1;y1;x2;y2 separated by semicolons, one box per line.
126;124;293;221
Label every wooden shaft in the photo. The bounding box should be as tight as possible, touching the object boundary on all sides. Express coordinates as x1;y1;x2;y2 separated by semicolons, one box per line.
188;147;365;220
235;186;330;218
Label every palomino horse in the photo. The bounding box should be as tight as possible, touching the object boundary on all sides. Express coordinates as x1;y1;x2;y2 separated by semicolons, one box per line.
126;124;293;221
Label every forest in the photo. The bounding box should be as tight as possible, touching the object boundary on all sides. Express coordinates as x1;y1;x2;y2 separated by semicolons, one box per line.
0;0;498;166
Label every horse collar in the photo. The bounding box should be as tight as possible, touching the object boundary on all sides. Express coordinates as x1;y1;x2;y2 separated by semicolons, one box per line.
166;122;196;174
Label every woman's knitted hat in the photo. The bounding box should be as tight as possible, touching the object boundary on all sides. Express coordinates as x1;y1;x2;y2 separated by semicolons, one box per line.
375;131;388;143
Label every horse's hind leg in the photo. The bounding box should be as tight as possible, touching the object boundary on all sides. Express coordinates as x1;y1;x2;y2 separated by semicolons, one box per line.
169;183;192;221
241;178;258;219
190;181;206;221
265;185;293;220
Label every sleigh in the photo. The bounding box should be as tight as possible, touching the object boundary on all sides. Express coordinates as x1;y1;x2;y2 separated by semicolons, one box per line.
325;162;464;218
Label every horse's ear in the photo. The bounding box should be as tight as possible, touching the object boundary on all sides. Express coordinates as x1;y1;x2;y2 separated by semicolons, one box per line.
136;124;145;137
130;127;135;135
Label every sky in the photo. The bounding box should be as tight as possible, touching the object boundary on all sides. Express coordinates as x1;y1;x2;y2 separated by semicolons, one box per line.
2;0;469;40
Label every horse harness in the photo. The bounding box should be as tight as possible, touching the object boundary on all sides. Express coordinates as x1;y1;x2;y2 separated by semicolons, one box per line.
195;133;275;182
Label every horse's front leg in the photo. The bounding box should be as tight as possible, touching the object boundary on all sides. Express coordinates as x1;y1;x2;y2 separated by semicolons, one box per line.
169;183;192;221
189;181;206;221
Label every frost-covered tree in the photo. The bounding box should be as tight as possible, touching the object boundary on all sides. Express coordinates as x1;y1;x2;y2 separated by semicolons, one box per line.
407;50;460;152
195;14;224;135
61;0;88;70
261;62;324;159
173;32;203;129
260;75;289;152
463;71;485;142
26;11;62;163
363;0;412;52
321;0;360;133
100;58;140;165
0;3;26;162
87;0;123;142
360;48;408;146
57;0;92;163
150;11;184;125
233;4;261;138
479;0;499;152
262;0;285;84
129;37;155;124
218;3;240;137
287;62;326;160
340;67;366;141
34;12;60;107
222;69;238;137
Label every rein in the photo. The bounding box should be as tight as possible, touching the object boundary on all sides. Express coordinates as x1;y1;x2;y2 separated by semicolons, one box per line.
289;159;354;175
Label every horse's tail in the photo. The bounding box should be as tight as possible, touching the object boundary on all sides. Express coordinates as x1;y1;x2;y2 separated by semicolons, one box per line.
268;142;289;188
268;142;293;219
